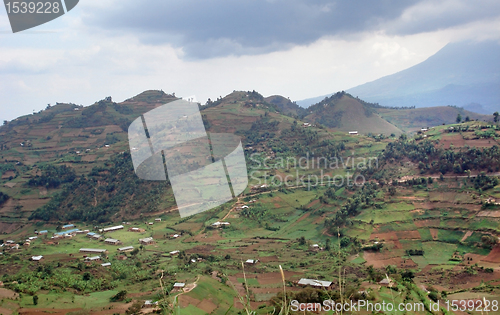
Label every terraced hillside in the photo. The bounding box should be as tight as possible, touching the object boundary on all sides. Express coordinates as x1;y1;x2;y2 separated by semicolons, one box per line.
0;91;499;314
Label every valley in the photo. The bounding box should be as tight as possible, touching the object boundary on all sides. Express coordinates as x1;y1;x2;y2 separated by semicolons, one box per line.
0;90;499;314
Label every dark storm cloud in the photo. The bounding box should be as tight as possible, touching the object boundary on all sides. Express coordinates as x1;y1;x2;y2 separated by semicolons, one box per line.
84;0;500;59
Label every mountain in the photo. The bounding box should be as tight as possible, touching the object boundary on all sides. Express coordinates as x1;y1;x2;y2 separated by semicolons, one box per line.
264;95;308;117
0;90;364;223
298;40;500;113
304;92;403;135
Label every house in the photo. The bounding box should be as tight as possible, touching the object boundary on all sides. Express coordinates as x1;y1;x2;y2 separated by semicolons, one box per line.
379;278;393;287
211;221;230;228
297;279;333;289
23;242;30;247
310;244;321;251
104;238;122;245
91;234;102;240
129;227;145;233
84;256;101;262
143;300;159;308
421;128;428;132
31;255;43;261
76;230;89;234
101;262;111;267
79;248;108;254
55;228;79;236
169;250;180;255
302;123;311;127
173;283;185;290
148;222;154;225
139;237;155;245
245;259;258;264
62;224;75;229
38;230;48;235
117;255;127;260
348;131;358;135
118;246;134;252
28;236;38;240
241;205;249;209
172;234;180;238
155;218;162;222
100;225;124;233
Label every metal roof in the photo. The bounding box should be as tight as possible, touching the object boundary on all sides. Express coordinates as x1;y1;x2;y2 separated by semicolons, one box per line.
298;278;332;287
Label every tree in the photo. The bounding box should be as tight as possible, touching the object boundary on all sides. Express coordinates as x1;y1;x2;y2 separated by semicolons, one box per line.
33;295;39;305
110;290;127;302
126;301;143;315
83;272;92;281
456;114;462;123
465;116;470;122
298;236;306;245
494;112;499;123
481;235;497;248
388;186;396;196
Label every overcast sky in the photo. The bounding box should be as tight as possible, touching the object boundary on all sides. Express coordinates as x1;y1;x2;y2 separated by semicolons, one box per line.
1;0;500;121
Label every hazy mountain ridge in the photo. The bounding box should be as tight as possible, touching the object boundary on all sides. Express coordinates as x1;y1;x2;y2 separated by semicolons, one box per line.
298;40;500;114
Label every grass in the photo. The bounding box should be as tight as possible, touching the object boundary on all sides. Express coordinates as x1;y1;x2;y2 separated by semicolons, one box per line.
237;278;259;286
437;229;464;243
422;242;457;265
417;229;433;241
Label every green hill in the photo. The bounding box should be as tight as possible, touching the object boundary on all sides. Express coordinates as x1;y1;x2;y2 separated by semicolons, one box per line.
377;105;493;133
304;92;403;135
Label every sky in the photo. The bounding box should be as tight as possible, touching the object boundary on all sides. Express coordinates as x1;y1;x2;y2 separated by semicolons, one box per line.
1;0;500;122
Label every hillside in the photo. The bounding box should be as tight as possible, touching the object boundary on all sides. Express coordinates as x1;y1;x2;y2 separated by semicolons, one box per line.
264;95;308;117
0;93;499;314
304;92;403;135
0;90;377;224
378;105;493;133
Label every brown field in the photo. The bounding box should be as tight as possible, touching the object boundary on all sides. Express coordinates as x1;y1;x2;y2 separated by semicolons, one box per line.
259;255;279;263
0;221;24;233
186;230;224;243
482;245;500;263
414;219;440;227
395;230;421;240
429;228;439;240
363;252;416;269
477;210;500;217
256;271;302;285
0;288;18;299
369;232;398;241
185;245;217;255
18;308;82;315
1;171;15;179
440;134;465;148
0;306;15;315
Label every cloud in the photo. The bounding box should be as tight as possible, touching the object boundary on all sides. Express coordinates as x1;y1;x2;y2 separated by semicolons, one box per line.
385;0;500;35
82;0;423;59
